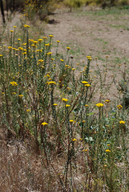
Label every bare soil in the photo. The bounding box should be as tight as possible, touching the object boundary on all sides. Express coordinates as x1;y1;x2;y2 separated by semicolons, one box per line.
45;7;129;60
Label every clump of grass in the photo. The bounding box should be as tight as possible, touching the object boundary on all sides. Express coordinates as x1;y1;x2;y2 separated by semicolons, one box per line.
0;24;129;191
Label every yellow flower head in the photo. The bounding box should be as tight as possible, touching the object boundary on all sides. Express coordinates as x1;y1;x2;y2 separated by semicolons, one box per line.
49;35;53;38
26;109;31;112
43;36;47;39
119;120;125;124
62;98;68;102
45;43;50;47
82;149;88;152
85;83;91;87
66;47;71;50
10;30;14;33
66;104;70;107
53;103;58;106
81;81;88;84
18;47;23;51
47;52;52;55
38;59;44;63
42;122;48;126
72;138;77;142
13;26;17;28
47;81;56;85
86;56;92;60
24;24;30;28
34;41;38;44
72;68;76;71
85;104;89;107
57;40;60;43
105;149;111;153
8;46;12;49
69;120;74;123
105;99;111;103
18;94;23;97
12;92;16;95
117;105;123;110
60;59;64;62
38;39;43;42
96;103;104;108
10;81;18;86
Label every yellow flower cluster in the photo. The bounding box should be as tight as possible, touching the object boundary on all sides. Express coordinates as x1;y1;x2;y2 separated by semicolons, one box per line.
10;81;18;86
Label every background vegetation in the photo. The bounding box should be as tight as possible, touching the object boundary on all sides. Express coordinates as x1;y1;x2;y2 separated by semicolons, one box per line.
0;1;129;192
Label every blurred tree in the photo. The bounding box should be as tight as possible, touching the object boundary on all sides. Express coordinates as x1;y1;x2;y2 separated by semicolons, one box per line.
0;0;5;23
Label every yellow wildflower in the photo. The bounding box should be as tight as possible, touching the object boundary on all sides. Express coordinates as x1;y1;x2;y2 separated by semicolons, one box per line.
45;43;50;47
82;149;88;152
42;122;48;126
105;99;111;103
72;138;77;142
62;98;68;102
26;109;31;112
10;30;14;33
34;41;38;44
13;26;16;28
86;56;92;60
105;149;111;153
18;94;23;97
81;81;88;84
47;81;56;85
24;24;30;28
67;87;71;90
53;103;58;106
12;92;16;95
85;104;89;107
85;83;91;87
43;36;47;39
72;68;76;71
69;120;74;123
117;105;123;110
96;103;104;107
119;121;125;124
18;47;23;51
47;52;52;55
49;35;53;38
8;46;12;49
66;47;71;50
31;44;36;47
66;104;70;107
60;59;64;62
10;81;18;86
57;40;60;43
38;39;43;42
